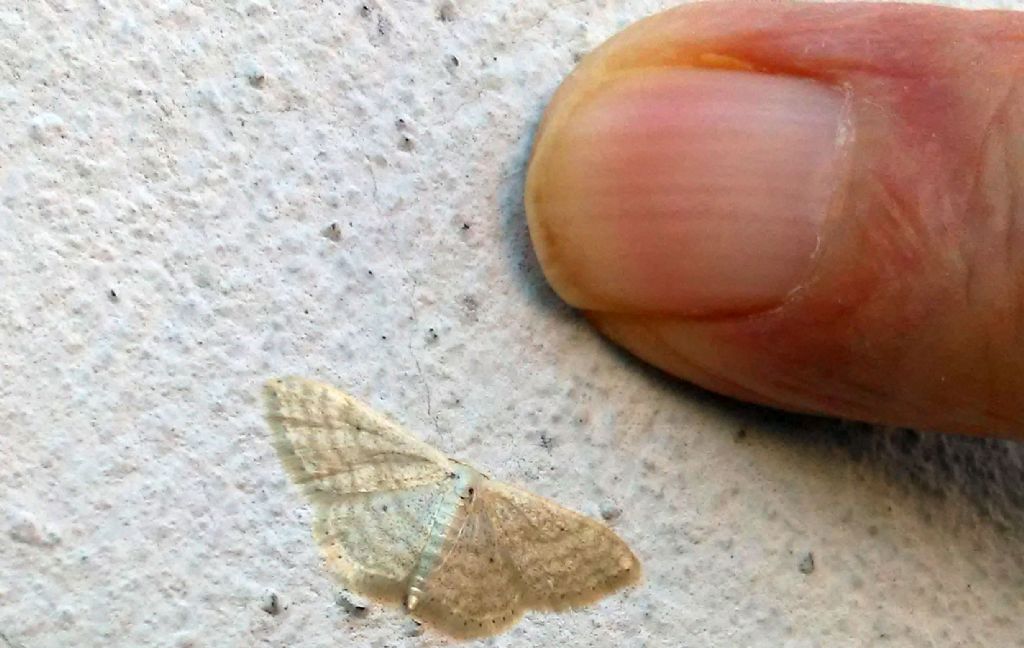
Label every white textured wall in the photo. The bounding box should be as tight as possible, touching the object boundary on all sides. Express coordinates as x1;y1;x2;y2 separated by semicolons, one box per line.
3;1;1024;646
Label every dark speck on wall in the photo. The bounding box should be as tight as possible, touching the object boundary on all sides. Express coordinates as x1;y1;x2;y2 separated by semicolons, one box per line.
799;552;815;575
599;501;622;522
247;71;266;88
336;593;369;618
260;592;281;616
540;432;554;451
437;0;456;22
323;222;342;242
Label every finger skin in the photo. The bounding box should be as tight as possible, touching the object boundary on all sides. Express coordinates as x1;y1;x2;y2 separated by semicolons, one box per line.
525;2;1024;437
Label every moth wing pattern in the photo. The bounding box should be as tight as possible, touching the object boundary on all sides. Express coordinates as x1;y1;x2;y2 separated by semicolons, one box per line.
482;479;641;610
312;483;450;605
264;376;452;497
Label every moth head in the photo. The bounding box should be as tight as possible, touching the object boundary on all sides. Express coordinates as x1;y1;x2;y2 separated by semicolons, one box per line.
447;464;481;502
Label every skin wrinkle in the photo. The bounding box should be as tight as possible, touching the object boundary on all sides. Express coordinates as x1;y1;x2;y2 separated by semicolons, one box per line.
960;73;1016;313
595;311;942;426
732;320;919;423
590;312;800;412
960;73;1024;422
862;175;919;282
759;346;892;413
996;80;1024;355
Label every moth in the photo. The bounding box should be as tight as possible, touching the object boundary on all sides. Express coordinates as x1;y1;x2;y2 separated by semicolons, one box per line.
263;377;640;639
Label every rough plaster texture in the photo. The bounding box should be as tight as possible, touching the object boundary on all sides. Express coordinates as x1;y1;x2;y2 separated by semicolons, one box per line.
3;0;1024;646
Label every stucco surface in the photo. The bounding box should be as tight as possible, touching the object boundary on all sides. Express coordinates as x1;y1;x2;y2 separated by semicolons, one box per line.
3;1;1024;646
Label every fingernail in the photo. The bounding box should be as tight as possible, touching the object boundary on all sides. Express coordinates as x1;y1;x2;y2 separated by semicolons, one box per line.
526;69;848;315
